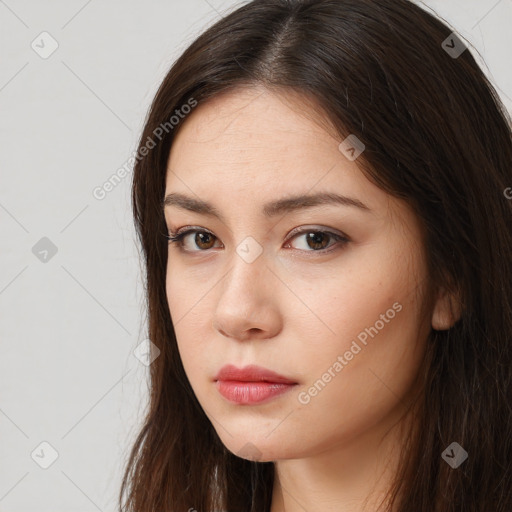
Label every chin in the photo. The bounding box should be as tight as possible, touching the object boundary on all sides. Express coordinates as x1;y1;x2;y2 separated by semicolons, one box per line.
216;434;294;463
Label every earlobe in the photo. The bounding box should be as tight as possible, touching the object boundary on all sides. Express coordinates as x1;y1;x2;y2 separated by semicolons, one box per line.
431;285;463;330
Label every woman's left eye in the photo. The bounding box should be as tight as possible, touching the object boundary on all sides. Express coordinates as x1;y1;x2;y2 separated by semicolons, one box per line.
286;230;349;252
166;228;349;254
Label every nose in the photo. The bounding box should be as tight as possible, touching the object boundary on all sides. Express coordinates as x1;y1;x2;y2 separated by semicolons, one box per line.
212;253;282;341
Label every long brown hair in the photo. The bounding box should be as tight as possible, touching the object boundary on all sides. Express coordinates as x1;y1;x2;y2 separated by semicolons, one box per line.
119;0;512;510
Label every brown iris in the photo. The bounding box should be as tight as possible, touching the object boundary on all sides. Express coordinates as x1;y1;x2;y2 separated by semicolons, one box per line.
304;232;330;250
194;232;216;250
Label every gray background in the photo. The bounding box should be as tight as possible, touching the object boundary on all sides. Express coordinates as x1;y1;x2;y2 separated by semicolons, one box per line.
0;0;510;510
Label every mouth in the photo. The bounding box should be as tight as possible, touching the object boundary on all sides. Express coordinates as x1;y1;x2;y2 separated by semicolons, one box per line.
213;364;299;405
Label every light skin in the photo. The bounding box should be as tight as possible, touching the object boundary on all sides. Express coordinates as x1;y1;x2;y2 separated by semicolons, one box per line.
163;85;461;512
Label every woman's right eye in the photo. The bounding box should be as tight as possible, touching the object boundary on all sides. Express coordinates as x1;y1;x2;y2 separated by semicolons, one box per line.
166;229;221;252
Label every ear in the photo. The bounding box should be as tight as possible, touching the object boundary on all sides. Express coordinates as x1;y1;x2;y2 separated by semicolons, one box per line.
431;285;462;331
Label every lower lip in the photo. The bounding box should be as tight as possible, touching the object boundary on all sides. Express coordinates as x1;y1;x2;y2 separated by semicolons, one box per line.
215;380;297;404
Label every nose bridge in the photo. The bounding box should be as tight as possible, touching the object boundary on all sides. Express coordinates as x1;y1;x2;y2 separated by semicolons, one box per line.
222;239;269;299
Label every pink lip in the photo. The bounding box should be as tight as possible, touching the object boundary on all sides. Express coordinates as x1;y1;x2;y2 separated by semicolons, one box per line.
214;364;297;384
214;364;298;405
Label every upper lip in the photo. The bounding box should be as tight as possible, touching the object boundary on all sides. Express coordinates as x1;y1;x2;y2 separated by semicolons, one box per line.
214;364;298;384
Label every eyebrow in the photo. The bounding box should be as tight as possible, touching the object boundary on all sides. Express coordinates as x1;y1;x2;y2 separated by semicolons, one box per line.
162;191;372;223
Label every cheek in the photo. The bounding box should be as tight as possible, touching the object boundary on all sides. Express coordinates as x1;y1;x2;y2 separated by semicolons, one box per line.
288;287;428;450
165;261;204;327
165;266;218;381
165;253;217;315
293;262;403;349
292;255;428;394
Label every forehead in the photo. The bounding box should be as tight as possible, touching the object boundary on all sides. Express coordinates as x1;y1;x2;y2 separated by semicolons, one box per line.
170;88;352;179
170;86;336;161
165;86;401;223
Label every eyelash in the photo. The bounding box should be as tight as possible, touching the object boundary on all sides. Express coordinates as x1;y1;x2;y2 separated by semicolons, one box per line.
165;227;349;255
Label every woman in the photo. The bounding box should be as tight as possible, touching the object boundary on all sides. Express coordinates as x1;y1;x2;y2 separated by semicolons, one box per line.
120;0;512;510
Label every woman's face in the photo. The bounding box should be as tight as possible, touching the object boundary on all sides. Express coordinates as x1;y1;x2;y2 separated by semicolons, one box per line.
164;86;444;462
